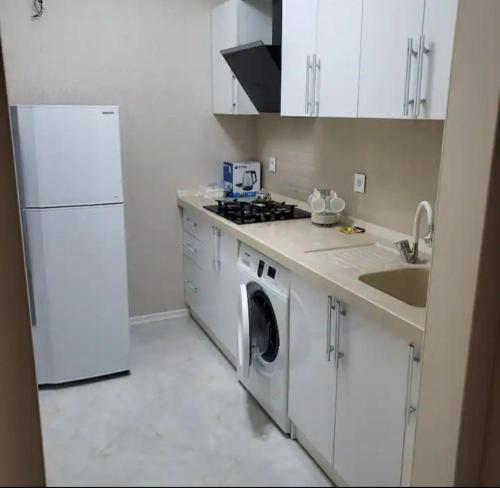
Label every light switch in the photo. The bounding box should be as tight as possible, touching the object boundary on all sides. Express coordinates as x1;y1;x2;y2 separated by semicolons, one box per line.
268;157;277;174
354;173;366;193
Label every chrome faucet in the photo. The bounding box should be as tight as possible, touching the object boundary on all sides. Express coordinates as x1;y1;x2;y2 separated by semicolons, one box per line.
395;201;434;264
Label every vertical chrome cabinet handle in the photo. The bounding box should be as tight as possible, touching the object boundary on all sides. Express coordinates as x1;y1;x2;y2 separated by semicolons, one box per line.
334;299;345;368
405;344;420;425
231;74;237;114
403;39;412;115
403;38;418;117
310;54;317;117
326;296;336;361
212;226;221;272
305;55;311;116
415;35;431;117
314;57;321;116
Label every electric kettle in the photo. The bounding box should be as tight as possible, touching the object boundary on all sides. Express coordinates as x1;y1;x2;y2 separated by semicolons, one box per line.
242;170;258;191
307;189;346;227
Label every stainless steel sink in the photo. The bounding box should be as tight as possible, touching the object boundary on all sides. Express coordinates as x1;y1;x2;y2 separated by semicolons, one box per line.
359;268;430;308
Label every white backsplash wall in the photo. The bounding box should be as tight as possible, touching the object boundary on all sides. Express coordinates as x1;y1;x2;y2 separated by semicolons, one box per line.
0;0;256;317
257;115;444;234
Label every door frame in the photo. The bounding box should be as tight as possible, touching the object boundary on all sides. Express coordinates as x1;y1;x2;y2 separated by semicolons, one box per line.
412;1;500;485
0;32;46;486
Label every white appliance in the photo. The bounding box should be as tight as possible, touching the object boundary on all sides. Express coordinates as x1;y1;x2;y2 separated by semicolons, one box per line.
10;105;130;385
237;244;291;433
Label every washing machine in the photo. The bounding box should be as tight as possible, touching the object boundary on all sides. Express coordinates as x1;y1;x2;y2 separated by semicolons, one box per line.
237;243;291;434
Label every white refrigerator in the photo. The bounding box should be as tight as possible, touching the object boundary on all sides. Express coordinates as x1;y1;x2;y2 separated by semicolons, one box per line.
10;105;130;385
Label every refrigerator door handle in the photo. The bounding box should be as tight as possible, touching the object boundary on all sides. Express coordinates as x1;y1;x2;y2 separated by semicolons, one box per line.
26;267;37;326
21;216;37;326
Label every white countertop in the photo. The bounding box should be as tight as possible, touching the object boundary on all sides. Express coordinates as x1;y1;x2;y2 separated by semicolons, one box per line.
177;190;430;346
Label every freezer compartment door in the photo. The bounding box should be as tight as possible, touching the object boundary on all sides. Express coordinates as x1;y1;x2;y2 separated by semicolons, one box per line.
24;204;130;384
11;105;124;208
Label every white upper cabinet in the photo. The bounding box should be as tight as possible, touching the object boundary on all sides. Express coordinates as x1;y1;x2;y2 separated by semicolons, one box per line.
220;0;458;119
281;0;319;117
281;0;362;118
315;0;362;117
211;0;272;115
212;0;239;115
416;0;458;119
358;0;457;120
358;0;425;119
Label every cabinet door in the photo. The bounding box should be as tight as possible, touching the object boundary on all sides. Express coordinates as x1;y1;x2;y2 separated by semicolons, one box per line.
416;0;458;119
211;1;257;115
316;0;362;117
281;0;319;117
289;275;336;464
212;1;238;115
358;0;425;118
333;304;410;487
401;345;421;487
235;80;258;115
211;227;239;361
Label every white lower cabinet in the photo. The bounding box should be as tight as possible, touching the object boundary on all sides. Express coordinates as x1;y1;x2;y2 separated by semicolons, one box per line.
289;276;336;463
182;255;201;315
204;226;239;361
333;304;421;487
182;209;239;363
289;274;421;486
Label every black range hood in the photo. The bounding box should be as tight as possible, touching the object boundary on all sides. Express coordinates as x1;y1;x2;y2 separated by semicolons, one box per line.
221;0;282;113
221;41;281;113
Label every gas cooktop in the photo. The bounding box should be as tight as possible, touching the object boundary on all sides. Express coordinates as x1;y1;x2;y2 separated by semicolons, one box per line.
204;197;311;225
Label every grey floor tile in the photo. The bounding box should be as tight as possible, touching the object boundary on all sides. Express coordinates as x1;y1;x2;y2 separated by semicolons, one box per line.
39;316;331;487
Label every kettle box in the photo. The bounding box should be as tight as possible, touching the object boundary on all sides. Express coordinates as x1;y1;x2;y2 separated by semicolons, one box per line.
223;161;261;198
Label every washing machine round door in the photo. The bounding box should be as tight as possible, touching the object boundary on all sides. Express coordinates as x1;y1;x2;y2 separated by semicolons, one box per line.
238;283;252;378
250;288;280;362
239;282;280;377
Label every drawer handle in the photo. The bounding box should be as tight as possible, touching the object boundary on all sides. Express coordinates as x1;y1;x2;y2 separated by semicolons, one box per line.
183;217;198;229
182;242;198;255
184;280;197;293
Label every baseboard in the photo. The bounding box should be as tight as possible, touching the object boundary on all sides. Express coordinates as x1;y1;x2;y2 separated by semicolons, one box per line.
129;308;189;326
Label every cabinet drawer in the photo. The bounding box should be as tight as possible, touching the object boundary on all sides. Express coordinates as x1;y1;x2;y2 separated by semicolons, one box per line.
183;255;201;312
182;231;210;270
182;208;203;240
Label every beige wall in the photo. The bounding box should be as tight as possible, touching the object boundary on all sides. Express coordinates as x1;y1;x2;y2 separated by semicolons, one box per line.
412;0;500;485
0;0;445;316
0;0;256;316
257;116;444;234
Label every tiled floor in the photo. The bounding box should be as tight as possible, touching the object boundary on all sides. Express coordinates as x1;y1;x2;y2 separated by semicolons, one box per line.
39;316;331;486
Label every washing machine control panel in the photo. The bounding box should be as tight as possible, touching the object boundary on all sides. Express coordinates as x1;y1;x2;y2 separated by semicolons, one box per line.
238;244;290;298
257;260;265;278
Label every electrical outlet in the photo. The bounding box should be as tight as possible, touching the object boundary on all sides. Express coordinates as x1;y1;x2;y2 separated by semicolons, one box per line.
268;157;277;174
354;173;366;193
